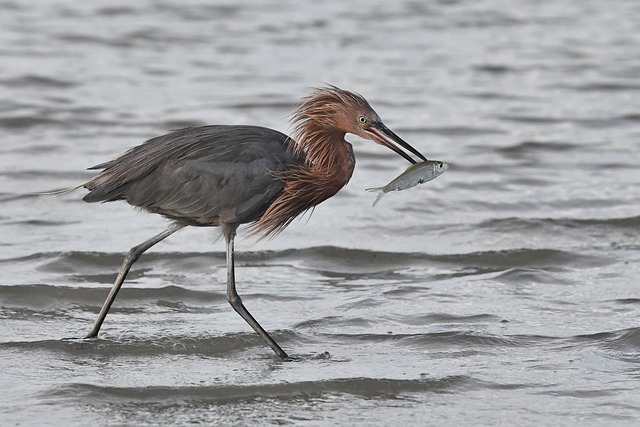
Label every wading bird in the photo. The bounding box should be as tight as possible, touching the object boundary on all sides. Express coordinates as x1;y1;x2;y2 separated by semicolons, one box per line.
81;86;427;360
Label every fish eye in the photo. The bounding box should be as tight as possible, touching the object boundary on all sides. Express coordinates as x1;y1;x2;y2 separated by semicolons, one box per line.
438;162;443;168
358;115;367;125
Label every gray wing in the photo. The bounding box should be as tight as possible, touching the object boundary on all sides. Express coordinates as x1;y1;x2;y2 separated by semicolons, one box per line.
83;125;300;226
126;157;286;225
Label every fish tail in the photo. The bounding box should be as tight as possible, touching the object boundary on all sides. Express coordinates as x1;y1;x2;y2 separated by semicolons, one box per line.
365;187;385;207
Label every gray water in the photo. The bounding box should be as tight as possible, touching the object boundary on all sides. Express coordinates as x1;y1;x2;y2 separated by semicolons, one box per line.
1;0;639;425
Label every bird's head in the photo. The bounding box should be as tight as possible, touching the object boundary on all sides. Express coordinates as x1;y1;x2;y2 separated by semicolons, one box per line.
292;85;427;164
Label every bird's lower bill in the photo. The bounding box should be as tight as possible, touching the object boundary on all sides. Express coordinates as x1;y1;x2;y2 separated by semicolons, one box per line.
366;125;428;164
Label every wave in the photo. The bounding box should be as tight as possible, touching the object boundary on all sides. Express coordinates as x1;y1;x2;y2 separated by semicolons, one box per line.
0;283;224;308
6;327;638;360
495;114;634;129
45;375;472;403
0;245;614;293
571;327;640;353
1;331;295;357
395;125;506;136
494;140;584;155
560;82;640;92
0;116;64;130
0;245;612;277
324;331;525;349
0;75;75;89
477;215;640;234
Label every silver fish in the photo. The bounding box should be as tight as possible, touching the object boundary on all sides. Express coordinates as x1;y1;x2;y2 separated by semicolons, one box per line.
366;160;449;206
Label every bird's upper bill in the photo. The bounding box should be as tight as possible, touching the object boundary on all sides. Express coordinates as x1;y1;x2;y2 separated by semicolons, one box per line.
364;122;427;164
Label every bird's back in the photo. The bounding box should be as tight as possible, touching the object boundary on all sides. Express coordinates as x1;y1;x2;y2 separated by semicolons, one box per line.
83;125;301;227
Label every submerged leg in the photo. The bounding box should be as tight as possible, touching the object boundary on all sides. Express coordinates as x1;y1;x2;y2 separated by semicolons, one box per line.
85;223;185;338
225;228;289;360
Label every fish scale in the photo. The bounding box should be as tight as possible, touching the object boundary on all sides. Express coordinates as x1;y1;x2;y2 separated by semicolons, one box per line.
366;160;449;206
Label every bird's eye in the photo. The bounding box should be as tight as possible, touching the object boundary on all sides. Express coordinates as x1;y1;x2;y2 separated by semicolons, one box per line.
358;116;367;125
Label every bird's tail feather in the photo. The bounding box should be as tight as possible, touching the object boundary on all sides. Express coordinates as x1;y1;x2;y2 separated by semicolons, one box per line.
32;185;83;200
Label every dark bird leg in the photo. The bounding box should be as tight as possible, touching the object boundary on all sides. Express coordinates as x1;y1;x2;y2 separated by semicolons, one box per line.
85;223;186;338
224;226;290;360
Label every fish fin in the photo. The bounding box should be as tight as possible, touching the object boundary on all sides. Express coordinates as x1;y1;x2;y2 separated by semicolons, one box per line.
365;187;385;207
365;186;382;192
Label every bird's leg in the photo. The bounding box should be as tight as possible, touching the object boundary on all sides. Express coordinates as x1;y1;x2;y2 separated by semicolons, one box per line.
225;229;290;360
84;223;185;338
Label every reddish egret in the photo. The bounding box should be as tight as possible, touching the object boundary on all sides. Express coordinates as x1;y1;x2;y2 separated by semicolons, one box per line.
82;86;427;359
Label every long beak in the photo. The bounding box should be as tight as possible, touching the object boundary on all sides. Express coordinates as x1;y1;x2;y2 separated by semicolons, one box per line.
366;123;428;164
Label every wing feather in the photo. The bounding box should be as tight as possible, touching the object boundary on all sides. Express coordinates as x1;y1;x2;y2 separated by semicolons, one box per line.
83;125;300;226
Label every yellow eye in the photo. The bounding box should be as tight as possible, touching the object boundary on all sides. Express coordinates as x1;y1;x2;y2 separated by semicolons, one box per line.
358;116;367;125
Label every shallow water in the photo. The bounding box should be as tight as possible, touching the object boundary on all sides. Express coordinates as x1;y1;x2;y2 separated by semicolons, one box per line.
1;0;640;425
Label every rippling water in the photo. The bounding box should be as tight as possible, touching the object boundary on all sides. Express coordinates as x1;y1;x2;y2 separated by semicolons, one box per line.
1;0;639;425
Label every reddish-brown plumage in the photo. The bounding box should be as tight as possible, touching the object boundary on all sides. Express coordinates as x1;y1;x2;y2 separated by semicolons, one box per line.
252;86;379;238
